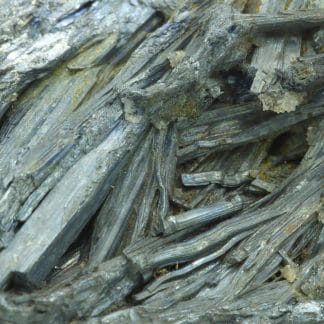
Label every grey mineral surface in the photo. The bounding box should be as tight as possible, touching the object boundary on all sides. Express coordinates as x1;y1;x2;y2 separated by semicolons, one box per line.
0;0;323;323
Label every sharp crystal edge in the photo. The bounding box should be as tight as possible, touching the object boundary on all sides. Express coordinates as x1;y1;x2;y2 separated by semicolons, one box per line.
88;129;153;264
0;0;161;249
0;0;323;322
0;121;147;288
181;170;256;187
163;195;244;234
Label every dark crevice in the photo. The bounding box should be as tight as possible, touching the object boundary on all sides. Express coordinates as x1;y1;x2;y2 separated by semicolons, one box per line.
245;44;258;65
140;60;171;89
57;1;96;23
97;12;166;67
219;67;254;103
45;214;98;284
13;185;53;237
175;33;194;51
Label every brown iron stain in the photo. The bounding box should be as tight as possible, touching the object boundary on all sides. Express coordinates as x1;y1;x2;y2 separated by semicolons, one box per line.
284;222;299;235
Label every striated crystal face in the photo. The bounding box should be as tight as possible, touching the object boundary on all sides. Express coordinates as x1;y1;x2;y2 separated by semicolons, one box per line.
0;0;323;323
